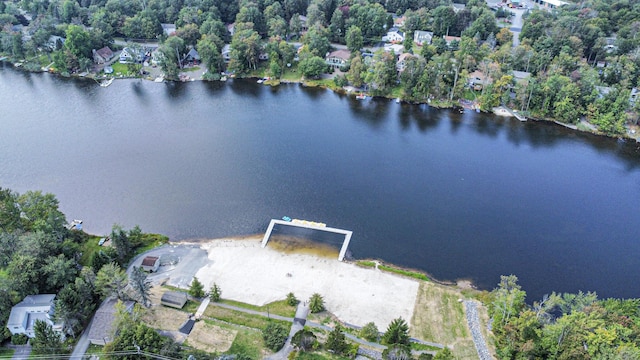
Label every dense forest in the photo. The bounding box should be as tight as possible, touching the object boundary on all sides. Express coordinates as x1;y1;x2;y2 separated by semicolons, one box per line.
2;0;640;134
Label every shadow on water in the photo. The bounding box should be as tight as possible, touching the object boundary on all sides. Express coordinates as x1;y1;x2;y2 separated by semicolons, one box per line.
298;84;329;100
131;81;148;103
348;97;391;128
201;80;227;96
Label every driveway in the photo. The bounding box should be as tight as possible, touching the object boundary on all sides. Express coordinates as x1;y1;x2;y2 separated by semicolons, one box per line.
127;244;209;288
8;345;30;360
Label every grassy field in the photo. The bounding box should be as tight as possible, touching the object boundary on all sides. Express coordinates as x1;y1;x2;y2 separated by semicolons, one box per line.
410;282;479;359
204;305;290;330
220;299;297;318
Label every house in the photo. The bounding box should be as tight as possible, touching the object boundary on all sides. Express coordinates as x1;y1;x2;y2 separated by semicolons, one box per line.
258;51;269;61
87;299;135;345
468;70;492;90
383;43;404;54
183;48;200;65
161;291;188;309
385;27;404;43
92;46;114;64
444;36;461;48
393;16;406;28
7;294;61;338
298;15;308;32
414;30;434;46
396;53;414;72
226;23;235;37
325;49;351;68
141;256;160;272
46;35;64;51
222;44;232;63
161;23;176;36
631;88;639;103
119;47;144;63
531;0;567;9
452;3;466;12
512;70;531;85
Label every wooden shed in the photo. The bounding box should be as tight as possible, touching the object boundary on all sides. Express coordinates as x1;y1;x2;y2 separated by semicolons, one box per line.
141;256;160;272
161;291;188;309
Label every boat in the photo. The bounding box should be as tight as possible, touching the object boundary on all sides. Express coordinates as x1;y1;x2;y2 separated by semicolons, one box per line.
396;98;401;103
282;216;292;222
356;93;367;100
257;79;264;83
100;78;113;87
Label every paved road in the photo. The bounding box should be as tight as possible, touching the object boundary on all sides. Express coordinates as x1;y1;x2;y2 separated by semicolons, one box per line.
8;345;30;360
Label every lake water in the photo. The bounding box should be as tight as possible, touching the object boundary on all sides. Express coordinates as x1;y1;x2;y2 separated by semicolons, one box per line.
2;64;640;301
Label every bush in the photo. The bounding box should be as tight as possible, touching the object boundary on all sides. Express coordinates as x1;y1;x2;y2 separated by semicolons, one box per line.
286;292;298;306
291;329;317;352
309;293;325;313
262;322;289;352
11;333;28;345
359;322;379;342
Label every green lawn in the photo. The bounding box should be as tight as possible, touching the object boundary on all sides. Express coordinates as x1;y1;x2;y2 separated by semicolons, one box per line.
220;299;297;318
0;348;15;358
204;305;290;330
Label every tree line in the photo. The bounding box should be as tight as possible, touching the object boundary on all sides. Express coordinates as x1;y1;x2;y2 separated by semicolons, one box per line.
2;0;640;132
489;275;640;359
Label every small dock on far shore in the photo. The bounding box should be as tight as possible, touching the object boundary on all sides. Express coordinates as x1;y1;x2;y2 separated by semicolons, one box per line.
262;219;353;261
493;106;527;121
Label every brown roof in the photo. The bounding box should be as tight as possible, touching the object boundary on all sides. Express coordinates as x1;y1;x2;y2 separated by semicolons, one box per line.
95;46;113;59
327;50;351;61
141;256;159;266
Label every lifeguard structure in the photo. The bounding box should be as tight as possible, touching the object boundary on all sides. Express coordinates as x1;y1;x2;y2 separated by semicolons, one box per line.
261;218;353;261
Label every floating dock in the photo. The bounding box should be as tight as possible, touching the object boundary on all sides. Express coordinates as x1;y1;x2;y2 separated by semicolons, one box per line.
262;219;353;261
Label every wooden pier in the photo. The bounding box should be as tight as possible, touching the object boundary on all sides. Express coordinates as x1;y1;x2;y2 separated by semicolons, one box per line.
261;219;353;261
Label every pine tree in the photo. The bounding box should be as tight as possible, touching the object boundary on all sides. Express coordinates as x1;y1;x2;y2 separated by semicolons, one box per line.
326;324;349;355
189;276;205;298
210;282;221;301
309;293;325;313
382;317;410;346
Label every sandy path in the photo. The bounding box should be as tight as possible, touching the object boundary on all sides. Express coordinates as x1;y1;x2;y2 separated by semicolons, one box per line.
194;237;419;329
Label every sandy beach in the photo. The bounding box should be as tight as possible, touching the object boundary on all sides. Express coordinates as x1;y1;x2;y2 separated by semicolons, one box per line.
194;236;420;329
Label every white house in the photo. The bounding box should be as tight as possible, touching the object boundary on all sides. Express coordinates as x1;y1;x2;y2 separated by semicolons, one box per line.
119;47;144;63
531;0;568;9
414;30;434;46
325;49;351;68
7;294;62;338
384;27;404;43
161;23;176;36
222;44;232;63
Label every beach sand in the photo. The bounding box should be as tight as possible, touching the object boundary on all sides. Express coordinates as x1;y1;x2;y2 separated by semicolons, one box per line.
194;236;420;329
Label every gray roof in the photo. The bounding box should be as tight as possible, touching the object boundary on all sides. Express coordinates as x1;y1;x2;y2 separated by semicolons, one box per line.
161;291;188;307
7;294;56;334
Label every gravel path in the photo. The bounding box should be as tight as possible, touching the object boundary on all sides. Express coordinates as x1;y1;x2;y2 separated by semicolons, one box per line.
464;300;492;360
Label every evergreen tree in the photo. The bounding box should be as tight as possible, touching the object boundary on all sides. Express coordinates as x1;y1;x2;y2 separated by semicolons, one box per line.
32;320;64;355
130;266;152;307
189;276;205;298
262;322;288;351
210;282;221;301
382;317;410;346
325;324;349;355
309;293;325;313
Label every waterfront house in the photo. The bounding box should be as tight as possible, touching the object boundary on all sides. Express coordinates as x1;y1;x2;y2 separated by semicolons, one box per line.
413;30;434;46
161;291;188;309
530;0;568;9
7;294;61;338
183;48;200;65
93;46;114;64
222;44;232;63
119;47;144;63
88;299;135;345
325;49;351;69
396;53;414;72
141;256;160;272
468;70;492;90
46;35;64;51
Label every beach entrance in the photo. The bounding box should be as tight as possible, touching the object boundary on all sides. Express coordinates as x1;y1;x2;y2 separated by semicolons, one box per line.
261;219;353;261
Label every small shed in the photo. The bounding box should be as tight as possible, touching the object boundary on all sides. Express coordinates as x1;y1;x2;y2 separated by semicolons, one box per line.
141;256;160;272
161;291;188;309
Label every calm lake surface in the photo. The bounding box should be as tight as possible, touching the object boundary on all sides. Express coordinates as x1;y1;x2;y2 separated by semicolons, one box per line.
2;64;640;301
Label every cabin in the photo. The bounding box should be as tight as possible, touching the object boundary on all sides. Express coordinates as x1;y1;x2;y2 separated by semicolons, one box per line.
414;31;434;46
298;15;309;32
468;70;492;91
141;256;160;272
7;294;61;338
46;35;64;51
119;47;144;63
88;299;135;345
226;23;235;37
325;49;351;69
444;36;461;48
183;48;200;65
161;291;188;309
93;46;114;64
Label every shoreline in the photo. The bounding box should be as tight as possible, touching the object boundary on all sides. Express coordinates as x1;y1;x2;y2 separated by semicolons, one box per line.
172;235;480;293
3;58;638;142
